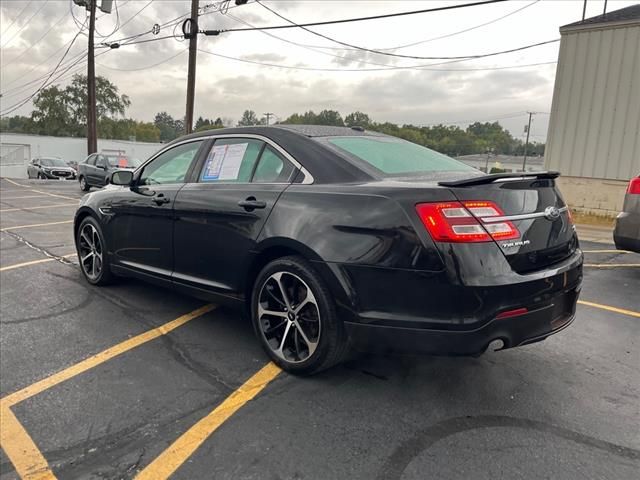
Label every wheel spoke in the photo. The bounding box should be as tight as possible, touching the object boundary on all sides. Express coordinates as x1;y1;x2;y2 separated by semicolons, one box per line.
81;252;94;263
80;231;92;248
264;318;287;335
258;304;288;318
277;321;293;354
293;320;318;355
273;272;292;309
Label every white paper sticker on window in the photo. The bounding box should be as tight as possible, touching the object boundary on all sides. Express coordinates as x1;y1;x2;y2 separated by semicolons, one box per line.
202;143;248;181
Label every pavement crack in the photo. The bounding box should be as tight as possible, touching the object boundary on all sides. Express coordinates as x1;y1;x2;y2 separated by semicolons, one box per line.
3;229;77;268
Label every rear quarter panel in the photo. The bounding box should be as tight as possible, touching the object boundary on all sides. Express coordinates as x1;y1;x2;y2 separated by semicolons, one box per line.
259;184;449;271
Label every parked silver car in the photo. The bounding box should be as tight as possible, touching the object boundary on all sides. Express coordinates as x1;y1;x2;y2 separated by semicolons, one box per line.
27;157;77;180
613;174;640;252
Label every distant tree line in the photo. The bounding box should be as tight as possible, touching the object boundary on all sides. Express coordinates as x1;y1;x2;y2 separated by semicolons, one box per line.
0;74;544;155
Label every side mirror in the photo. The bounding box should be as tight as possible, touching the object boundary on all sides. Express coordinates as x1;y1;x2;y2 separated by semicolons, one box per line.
111;170;134;186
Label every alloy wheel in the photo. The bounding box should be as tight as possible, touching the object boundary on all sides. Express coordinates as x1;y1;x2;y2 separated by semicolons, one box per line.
257;271;321;363
78;223;103;281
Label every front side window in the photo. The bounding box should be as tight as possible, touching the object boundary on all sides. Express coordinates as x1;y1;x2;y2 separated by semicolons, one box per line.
139;141;203;185
324;136;476;176
95;155;106;168
85;155;96;166
199;138;263;183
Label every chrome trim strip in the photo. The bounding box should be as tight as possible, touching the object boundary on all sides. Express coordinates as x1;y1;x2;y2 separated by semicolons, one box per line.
135;133;314;185
480;206;568;223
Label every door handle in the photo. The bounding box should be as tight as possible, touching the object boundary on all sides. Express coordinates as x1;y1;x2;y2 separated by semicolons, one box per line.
152;193;170;205
238;197;266;211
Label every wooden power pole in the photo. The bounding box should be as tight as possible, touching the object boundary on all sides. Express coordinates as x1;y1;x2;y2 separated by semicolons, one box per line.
521;112;534;172
87;0;97;155
185;0;199;134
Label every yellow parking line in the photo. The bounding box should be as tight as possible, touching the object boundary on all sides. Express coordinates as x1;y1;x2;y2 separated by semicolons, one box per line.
1;304;216;407
0;220;74;232
0;254;77;273
583;263;640;268
0;203;78;213
136;362;281;480
0;304;216;480
578;300;640;318
0;406;55;480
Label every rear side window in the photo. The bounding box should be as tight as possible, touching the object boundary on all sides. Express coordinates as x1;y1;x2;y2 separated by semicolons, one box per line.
252;146;296;183
325;136;475;176
199;139;263;183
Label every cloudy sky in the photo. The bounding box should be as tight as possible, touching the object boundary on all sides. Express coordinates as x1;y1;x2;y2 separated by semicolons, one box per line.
1;0;637;140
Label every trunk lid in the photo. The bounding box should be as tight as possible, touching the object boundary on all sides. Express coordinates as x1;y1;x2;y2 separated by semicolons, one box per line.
441;174;577;273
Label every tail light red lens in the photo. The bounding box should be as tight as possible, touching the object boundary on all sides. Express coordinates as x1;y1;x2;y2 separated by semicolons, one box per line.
416;200;519;243
627;177;640;194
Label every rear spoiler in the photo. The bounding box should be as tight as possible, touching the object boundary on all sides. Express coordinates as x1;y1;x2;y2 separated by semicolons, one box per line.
438;171;560;187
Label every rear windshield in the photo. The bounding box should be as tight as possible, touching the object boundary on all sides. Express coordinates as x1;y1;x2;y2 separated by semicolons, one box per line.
323;136;475;177
105;155;140;168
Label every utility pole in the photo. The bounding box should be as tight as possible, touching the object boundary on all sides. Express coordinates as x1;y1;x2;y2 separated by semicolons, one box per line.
264;112;274;126
521;112;534;172
582;0;588;20
87;0;97;155
184;0;199;134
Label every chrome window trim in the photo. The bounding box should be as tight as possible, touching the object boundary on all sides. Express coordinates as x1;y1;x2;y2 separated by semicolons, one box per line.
480;206;568;223
135;133;314;185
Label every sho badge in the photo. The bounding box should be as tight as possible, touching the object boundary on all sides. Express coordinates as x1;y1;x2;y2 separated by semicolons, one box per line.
502;240;531;248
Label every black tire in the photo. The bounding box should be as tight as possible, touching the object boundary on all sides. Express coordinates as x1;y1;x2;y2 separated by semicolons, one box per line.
37;172;46;180
79;176;90;191
75;216;114;286
251;255;349;375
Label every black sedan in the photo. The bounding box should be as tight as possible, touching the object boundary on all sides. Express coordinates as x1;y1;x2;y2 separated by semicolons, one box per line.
27;157;77;180
74;125;583;375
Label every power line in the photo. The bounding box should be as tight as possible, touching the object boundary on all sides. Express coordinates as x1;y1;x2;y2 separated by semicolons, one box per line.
2;11;70;68
1;1;34;36
198;48;556;72
223;9;555;72
96;48;187;71
254;1;559;61
206;0;507;34
287;0;541;52
1;0;49;48
1;18;88;116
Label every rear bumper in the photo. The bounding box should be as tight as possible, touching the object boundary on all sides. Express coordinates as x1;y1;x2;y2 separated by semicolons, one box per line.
613;212;640;253
345;284;579;355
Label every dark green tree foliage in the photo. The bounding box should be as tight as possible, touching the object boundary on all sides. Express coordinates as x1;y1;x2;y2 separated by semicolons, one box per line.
237;110;260;126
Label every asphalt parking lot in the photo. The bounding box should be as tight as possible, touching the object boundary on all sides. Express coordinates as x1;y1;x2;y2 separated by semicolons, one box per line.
1;177;638;480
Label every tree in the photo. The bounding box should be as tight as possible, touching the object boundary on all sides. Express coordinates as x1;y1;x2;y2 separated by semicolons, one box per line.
315;109;344;126
154;111;180;141
30;86;73;136
64;74;131;132
135;122;161;142
344;111;371;128
214;117;223;127
237;110;260;126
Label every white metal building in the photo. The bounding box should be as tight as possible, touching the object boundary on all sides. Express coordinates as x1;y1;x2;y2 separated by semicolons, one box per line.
544;5;640;216
0;133;162;179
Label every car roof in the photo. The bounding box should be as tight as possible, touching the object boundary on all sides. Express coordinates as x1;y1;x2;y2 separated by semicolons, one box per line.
165;125;383;183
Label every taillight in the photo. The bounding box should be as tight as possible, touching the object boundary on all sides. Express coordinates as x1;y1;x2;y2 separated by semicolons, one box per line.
416;201;519;243
627;177;640;194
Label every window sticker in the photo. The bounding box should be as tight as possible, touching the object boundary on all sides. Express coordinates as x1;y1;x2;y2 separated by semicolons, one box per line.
202;143;249;181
